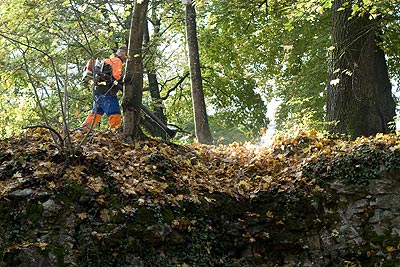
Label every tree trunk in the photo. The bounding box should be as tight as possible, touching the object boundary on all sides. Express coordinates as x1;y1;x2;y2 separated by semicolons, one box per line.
326;0;395;139
142;7;169;139
184;1;213;144
122;0;149;142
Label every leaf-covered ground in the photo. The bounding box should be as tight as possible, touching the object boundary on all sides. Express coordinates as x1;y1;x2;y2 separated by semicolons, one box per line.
2;128;400;202
2;129;400;266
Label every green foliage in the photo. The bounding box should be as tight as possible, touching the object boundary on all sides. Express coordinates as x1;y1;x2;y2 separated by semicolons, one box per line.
194;0;331;139
208;115;264;145
303;136;400;186
275;97;331;135
0;0;130;138
0;0;399;141
380;2;400;83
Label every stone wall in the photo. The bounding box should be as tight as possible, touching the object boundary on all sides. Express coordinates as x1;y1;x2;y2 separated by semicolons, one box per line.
1;170;400;266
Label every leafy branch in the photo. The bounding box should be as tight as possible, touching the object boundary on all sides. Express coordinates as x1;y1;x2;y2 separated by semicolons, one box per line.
1;31;74;156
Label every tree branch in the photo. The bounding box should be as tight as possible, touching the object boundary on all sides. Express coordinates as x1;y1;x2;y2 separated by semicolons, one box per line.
160;72;189;100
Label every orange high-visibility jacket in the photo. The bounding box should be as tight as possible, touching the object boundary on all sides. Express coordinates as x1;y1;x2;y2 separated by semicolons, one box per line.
104;55;123;81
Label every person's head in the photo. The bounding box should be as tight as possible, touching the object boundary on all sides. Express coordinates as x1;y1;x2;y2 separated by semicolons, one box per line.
116;46;128;62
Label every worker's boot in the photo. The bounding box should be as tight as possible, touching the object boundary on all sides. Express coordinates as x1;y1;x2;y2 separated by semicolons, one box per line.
109;114;121;131
77;113;102;132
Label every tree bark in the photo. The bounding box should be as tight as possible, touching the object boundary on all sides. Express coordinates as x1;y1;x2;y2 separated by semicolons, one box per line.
326;0;395;139
122;0;149;142
184;1;213;144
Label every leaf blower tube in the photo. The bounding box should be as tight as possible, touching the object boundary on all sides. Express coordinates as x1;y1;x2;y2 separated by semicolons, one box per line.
140;104;177;138
116;84;177;138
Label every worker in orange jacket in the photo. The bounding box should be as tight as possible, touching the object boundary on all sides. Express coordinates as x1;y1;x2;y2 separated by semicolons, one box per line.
79;46;127;131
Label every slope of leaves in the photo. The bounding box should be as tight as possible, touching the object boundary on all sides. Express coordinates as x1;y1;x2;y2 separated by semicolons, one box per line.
2;129;400;204
3;129;400;266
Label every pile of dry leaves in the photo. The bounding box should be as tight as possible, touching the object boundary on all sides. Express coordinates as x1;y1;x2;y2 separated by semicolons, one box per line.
1;129;400;203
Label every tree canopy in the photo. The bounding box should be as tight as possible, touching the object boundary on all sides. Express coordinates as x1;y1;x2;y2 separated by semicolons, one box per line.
1;0;399;143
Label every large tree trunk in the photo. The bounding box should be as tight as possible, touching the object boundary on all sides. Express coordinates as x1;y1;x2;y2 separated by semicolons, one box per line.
184;1;213;144
122;0;149;142
326;0;396;139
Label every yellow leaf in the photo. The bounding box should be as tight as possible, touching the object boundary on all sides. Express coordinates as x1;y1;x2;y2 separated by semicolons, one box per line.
100;209;110;222
36;242;48;250
321;148;331;155
236;180;250;189
121;205;134;213
33;170;45;178
96;195;106;204
316;6;324;14
12;172;22;178
262;183;270;190
253;252;262;259
77;213;88;220
310;154;318;163
386;246;395;252
242;232;252;238
266;210;274;218
88;177;104;193
48;181;56;189
314;141;323;148
172;219;180;228
204;196;215;203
